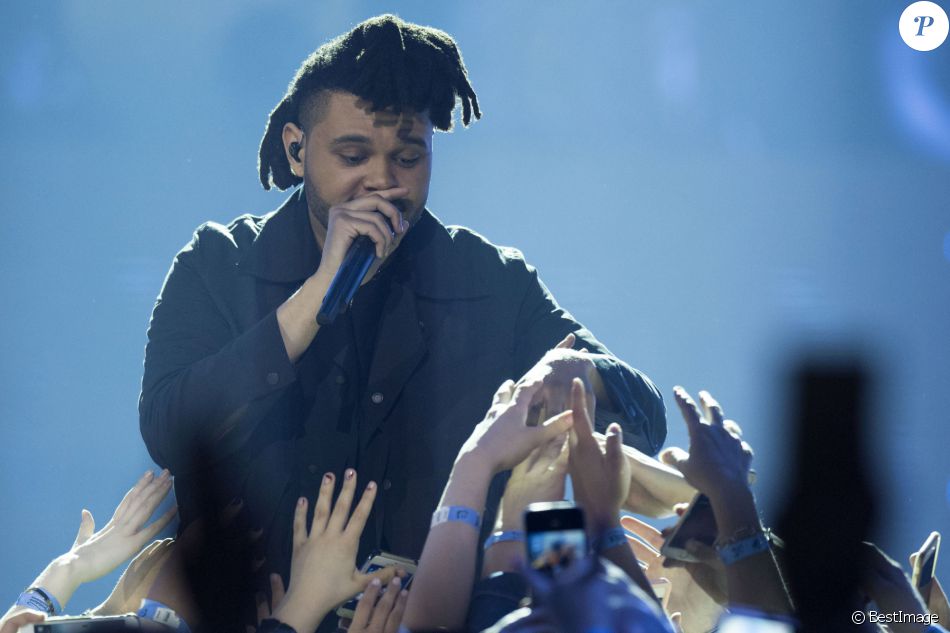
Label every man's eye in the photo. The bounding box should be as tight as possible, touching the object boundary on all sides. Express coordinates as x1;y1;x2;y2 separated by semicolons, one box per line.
339;154;366;165
396;155;421;167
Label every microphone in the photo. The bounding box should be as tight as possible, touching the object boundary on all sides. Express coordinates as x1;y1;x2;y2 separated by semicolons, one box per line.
316;204;402;326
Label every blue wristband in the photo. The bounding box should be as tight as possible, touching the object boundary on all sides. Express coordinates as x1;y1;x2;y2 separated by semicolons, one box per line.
138;598;192;633
431;505;481;529
718;531;770;565
483;530;525;551
16;586;61;615
592;527;627;553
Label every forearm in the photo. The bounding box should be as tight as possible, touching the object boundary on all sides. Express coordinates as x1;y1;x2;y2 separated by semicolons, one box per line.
592;432;696;517
275;270;332;363
589;515;658;604
710;487;792;615
403;457;493;631
28;554;84;614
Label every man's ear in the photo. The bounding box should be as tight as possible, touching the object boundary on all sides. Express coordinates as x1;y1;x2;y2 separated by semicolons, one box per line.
281;122;305;176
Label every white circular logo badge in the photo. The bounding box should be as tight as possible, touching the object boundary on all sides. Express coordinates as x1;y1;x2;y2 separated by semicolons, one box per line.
900;1;949;51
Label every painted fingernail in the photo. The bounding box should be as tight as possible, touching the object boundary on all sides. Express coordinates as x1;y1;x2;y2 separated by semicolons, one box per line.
298;497;306;507
345;469;355;480
324;473;333;483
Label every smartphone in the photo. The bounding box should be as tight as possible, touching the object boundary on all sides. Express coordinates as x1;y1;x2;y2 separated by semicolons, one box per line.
660;492;718;563
524;501;587;575
335;550;417;619
19;616;169;632
912;531;941;599
717;612;796;633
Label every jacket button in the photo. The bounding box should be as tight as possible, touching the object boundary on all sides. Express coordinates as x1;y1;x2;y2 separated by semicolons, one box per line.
382;479;392;490
266;372;280;385
308;464;318;474
371;392;384;404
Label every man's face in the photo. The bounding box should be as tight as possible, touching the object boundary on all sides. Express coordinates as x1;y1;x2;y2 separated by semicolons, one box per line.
289;91;434;233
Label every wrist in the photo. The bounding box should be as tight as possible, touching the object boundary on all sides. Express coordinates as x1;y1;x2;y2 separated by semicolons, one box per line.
272;591;327;633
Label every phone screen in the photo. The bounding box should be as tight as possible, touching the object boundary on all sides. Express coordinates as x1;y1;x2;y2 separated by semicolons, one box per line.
663;493;718;557
527;528;587;573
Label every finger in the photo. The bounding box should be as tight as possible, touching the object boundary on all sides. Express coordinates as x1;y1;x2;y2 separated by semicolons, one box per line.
328;469;358;533
293;497;308;551
140;504;178;542
569;379;596;446
370;577;402;628
220;498;244;526
120;469;170;531
605;422;624;472
255;591;269;624
510;378;544;407
126;473;174;531
344;481;378;538
343;190;409;233
578;347;589;353
311;472;335;535
722;419;743;439
340;214;393;258
351;577;382;629
269;573;285;610
364;565;398;586
626;533;660;562
698;390;725;427
741;440;755;459
384;589;409;633
662;446;691;474
554;332;575;349
620;515;665;551
539;410;574;441
492;379;516;407
345;207;401;248
537;432;568;470
673;502;690;516
672;387;704;435
73;508;96;547
112;470;155;524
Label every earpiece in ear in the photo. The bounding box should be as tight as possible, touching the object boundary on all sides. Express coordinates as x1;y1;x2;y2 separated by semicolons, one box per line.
289;141;302;162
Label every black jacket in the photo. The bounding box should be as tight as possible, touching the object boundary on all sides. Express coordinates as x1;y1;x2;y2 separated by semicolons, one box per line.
140;189;665;573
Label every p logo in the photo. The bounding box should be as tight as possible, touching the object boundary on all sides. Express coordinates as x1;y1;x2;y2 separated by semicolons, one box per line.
900;1;949;51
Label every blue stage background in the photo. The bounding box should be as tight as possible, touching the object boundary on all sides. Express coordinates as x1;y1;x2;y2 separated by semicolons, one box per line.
2;1;949;610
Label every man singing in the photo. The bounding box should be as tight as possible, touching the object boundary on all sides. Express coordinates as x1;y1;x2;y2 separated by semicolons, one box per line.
140;13;666;629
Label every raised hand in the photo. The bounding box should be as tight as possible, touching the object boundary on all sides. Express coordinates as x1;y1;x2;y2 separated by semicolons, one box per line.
271;470;394;633
567;379;630;532
349;576;408;633
67;469;177;584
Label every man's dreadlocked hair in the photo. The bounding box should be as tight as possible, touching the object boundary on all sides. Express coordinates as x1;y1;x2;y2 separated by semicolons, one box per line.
258;14;481;191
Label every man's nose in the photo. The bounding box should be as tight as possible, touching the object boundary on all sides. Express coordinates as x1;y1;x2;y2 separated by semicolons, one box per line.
363;157;399;192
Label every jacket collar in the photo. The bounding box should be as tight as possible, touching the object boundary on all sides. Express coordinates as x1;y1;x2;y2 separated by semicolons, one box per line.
237;188;319;284
239;188;494;298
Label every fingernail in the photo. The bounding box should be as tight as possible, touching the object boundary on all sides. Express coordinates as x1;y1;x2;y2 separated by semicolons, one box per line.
298;497;306;506
370;578;381;587
367;481;376;490
391;577;401;587
144;470;154;480
345;469;355;480
324;473;333;483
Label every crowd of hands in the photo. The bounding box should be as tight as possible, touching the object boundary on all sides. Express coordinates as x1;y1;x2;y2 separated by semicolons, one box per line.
3;334;948;633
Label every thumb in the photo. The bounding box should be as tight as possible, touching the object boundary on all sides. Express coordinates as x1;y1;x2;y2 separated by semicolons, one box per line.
74;509;95;546
661;447;690;474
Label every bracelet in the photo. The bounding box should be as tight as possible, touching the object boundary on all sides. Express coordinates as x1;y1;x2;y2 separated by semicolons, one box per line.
483;530;525;551
591;527;627;553
717;531;770;565
431;505;481;529
138;598;192;633
16;586;62;615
